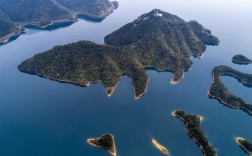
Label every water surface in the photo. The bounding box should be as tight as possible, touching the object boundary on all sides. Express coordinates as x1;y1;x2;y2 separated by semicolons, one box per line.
0;0;252;155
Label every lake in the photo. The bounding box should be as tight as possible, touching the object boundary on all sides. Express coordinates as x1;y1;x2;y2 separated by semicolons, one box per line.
0;0;252;155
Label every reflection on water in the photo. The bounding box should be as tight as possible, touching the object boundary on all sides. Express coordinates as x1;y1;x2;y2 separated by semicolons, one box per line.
24;22;74;31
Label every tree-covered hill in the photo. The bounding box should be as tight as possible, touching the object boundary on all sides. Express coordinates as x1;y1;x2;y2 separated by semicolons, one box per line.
105;9;219;81
18;9;219;99
0;0;118;43
0;10;17;38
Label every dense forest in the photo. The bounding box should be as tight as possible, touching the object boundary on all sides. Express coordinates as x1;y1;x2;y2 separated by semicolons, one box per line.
0;10;17;38
0;0;118;42
209;65;252;115
88;134;116;156
174;110;217;156
18;9;219;99
232;54;252;65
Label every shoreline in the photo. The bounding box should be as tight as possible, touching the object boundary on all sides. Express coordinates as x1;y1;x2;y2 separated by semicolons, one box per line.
235;137;252;155
87;137;117;156
152;138;170;155
0;28;25;44
105;80;120;97
235;137;244;144
170;73;184;85
134;78;149;100
208;90;240;109
171;110;204;122
209;70;252;115
197;54;204;59
0;16;78;44
171;110;210;156
0;3;118;44
20;70;148;100
232;59;252;65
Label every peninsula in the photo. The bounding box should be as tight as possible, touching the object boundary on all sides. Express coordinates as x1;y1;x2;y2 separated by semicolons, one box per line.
172;110;216;156
232;54;252;65
208;65;252;115
18;9;219;99
87;134;117;156
235;137;252;155
0;0;118;44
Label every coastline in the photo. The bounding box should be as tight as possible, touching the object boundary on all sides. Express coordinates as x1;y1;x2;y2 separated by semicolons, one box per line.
235;137;244;144
235;137;252;155
0;16;78;44
134;78;149;100
20;70;148;100
171;110;211;156
152;138;170;155
87;137;117;156
232;59;252;65
105;80;120;97
0;3;118;44
77;1;118;20
170;73;184;85
209;70;252;115
0;28;25;44
197;54;204;59
208;90;240;109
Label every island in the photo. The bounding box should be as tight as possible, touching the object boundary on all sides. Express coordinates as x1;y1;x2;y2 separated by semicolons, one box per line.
235;137;252;155
232;54;252;65
208;65;252;115
172;110;216;156
87;134;117;156
18;9;219;99
0;0;118;44
152;138;170;155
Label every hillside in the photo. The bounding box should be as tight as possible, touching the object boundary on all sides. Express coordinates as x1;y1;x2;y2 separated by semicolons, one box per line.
18;9;219;99
0;10;17;38
0;0;118;43
105;10;219;81
57;0;119;19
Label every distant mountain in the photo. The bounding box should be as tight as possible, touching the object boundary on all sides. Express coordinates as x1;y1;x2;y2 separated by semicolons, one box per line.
57;0;119;19
0;0;118;43
18;9;219;99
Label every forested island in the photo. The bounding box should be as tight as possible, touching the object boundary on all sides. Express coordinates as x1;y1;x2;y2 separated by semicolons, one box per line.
87;134;117;156
172;110;216;156
0;0;118;44
18;9;219;99
208;65;252;115
232;54;252;65
235;137;252;155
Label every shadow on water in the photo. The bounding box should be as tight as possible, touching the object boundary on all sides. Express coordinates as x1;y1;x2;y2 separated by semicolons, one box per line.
0;32;25;47
77;14;103;23
1;15;103;47
24;22;74;31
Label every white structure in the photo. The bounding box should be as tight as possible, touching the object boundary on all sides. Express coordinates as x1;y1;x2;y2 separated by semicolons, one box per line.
154;10;163;17
143;17;149;20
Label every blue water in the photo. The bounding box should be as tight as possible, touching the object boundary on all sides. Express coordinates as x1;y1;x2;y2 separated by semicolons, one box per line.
0;0;252;155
